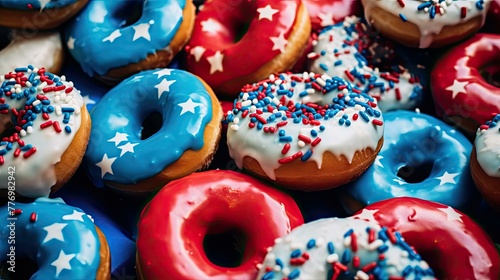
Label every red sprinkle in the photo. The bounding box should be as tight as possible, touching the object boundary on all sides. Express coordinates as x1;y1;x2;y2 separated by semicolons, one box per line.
352;113;359;121
289;257;307;266
372;119;383;126
255;115;267;124
351;233;358;252
461;6;467;18
397;0;405;7
40;120;53;129
278;151;303;164
65;87;74;94
368;228;375;243
14;148;21;158
23;147;37;158
281;143;291;155
298;134;311;144
386;228;397;244
353;256;361;268
276;121;288;127
395;88;401;101
53;121;62;133
311;137;322;147
0;156;4;165
30;212;37;222
362;262;378;272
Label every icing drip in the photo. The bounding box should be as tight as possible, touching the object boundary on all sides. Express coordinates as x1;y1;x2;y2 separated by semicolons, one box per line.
475;113;500;177
0;66;83;198
309;16;423;112
226;72;384;180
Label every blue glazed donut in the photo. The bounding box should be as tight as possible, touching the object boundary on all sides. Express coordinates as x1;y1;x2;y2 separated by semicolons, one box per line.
0;197;110;279
0;0;78;9
84;68;222;192
339;110;478;213
64;0;194;82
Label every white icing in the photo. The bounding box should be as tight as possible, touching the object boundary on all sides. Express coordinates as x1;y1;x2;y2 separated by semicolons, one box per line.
362;0;490;48
256;218;434;280
475;125;500;177
0;31;62;74
0;71;84;198
226;73;384;181
310;16;423;112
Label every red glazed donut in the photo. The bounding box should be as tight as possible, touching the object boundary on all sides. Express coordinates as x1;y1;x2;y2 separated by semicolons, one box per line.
302;0;362;32
136;170;304;279
431;33;500;135
484;0;500;33
352;197;500;280
185;0;311;97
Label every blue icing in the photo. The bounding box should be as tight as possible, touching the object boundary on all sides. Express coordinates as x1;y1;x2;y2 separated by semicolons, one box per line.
0;197;101;279
0;0;78;10
84;68;213;187
341;110;479;213
64;0;186;76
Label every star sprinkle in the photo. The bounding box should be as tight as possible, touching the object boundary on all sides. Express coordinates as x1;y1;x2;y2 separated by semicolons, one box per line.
130;75;143;83
270;32;287;53
62;210;86;222
201;18;222;33
438;206;463;223
446;80;468;99
67;37;75;50
190;46;206;62
39;0;50;10
318;12;335;27
257;5;279;21
102;29;122;43
155;78;176;99
178;98;201;115
352;209;379;225
82;95;96;105
95;153;117;178
436;171;459;185
107;132;128;146
153;69;173;79
42;223;67;243
51;250;75;278
117;142;138;157
207;51;224;74
132;21;153;41
374;155;384;168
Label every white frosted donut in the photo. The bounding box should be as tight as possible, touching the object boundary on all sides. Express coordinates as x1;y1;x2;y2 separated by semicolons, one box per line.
0;30;63;74
256;217;435;280
309;16;423;112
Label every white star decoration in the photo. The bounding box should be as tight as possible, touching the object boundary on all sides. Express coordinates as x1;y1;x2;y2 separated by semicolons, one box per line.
117;142;138;157
82;95;96;105
155;78;176;99
436;171;459;185
270;32;288;53
62;210;86;222
257;5;279;21
108;132;128;146
352;209;379;225
201;18;222;33
191;46;206;62
374;155;384;168
130;75;143;83
446;80;468;99
51;250;75;278
318;12;335;27
207;51;224;74
95;153;117;178
438;206;463;223
178;98;202;115
42;223;67;243
153;69;173;79
39;0;50;10
102;29;122;43
132;21;153;41
67;37;75;50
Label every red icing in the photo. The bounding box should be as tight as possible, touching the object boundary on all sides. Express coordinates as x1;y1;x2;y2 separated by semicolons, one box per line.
431;33;500;128
302;0;362;31
355;197;500;280
185;0;301;92
136;170;304;279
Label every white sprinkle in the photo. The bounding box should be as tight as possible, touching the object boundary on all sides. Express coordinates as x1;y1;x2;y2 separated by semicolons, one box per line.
233;117;240;125
368;239;383;251
252;98;258;105
274;237;282;244
20;130;27;137
54;95;60;103
306;88;315;94
315;238;324;247
316;78;326;87
250;105;257;113
64;95;73;103
344;235;352;247
290;242;303;250
256;263;263;270
230;124;239;131
302;96;310;103
282;267;290;276
298;141;305;148
27;126;33;134
32;100;41;106
269;74;275;81
15;88;21;94
415;108;421;114
274;79;282;86
273;97;280;105
242;92;249;100
302;72;309;80
326;253;339;263
355;270;370;280
241;100;252;107
263;82;269;88
273;265;281;272
37;81;47;89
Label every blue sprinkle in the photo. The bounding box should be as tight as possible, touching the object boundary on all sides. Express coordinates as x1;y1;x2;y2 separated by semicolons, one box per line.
65;126;72;134
6;142;12;150
343;229;353;237
377;244;389;253
0;149;6;156
319;125;325;131
288;269;300;280
279;129;285;136
279;136;293;143
261;271;274;280
402;265;413;277
341;249;351;264
319;63;329;71
291;249;301;258
399;13;408;22
334;60;343;66
301;150;313;161
276;258;284;268
14;67;28;72
310;130;318;137
306;239;316;249
21;144;32;152
327;242;335;254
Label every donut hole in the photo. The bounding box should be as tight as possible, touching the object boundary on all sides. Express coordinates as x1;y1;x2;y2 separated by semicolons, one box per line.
480;61;500;87
203;226;247;268
396;161;434;183
233;21;251;44
140;111;162;140
113;0;143;28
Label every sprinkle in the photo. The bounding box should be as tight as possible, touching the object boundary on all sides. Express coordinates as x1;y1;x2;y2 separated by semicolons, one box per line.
30;212;37;222
399;13;408;22
23;147;37;158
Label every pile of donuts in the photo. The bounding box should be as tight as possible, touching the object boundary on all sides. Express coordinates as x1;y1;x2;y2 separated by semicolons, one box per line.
0;0;499;279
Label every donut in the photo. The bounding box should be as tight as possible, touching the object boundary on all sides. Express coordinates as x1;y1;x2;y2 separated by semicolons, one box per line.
184;0;311;97
352;197;500;279
362;0;491;48
0;0;88;30
225;72;384;191
431;33;500;135
136;170;304;279
471;113;500;212
303;0;362;32
0;65;91;198
309;16;424;112
484;0;500;33
0;30;63;75
65;0;195;84
339;110;478;214
256;217;436;280
0;197;110;279
84;68;222;193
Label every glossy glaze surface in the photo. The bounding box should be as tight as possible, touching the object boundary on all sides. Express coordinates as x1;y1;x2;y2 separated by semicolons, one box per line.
85;69;213;187
0;197;101;279
344;110;477;211
474;113;500;177
0;0;78;10
353;197;500;280
136;170;304;279
185;0;300;89
303;0;362;31
65;0;186;76
431;33;500;128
